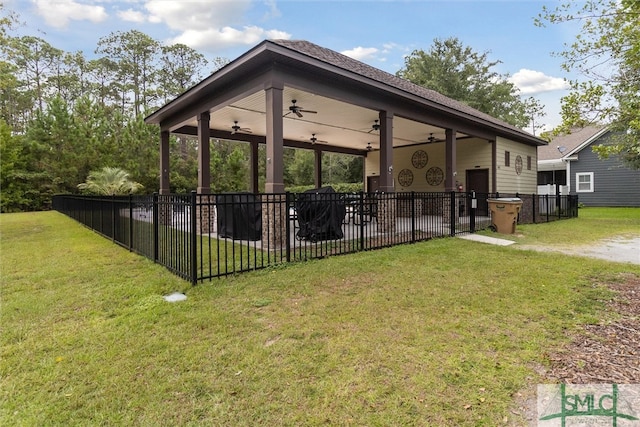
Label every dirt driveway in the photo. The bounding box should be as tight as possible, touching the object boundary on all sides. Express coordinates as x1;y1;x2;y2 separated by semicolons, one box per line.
516;235;640;265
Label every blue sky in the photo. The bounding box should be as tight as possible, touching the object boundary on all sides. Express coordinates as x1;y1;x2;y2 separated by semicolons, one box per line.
6;0;578;131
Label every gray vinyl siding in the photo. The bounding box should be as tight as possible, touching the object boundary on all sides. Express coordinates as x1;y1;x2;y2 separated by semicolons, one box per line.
570;132;640;206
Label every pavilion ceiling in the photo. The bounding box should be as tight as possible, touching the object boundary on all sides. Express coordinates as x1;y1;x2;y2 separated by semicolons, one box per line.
180;86;468;153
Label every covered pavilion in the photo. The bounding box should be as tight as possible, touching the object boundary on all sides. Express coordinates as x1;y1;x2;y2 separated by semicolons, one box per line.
144;39;545;197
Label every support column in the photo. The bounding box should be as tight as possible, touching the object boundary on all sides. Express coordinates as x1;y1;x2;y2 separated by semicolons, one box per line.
197;111;214;234
263;82;286;246
159;130;170;195
264;84;284;193
377;110;396;233
197;111;211;194
378;110;394;193
444;128;457;192
250;140;259;193
314;148;322;189
443;128;459;224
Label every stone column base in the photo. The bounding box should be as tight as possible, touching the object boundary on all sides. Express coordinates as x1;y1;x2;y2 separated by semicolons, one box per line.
261;194;287;249
376;195;397;233
197;194;216;234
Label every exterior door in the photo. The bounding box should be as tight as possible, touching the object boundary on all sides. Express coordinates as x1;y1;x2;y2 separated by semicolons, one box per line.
367;176;380;193
466;169;489;216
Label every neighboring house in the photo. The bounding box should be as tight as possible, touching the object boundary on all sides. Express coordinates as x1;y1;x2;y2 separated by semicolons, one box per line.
538;126;640;206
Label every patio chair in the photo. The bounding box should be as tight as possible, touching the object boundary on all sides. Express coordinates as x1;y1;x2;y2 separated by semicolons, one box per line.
353;194;377;225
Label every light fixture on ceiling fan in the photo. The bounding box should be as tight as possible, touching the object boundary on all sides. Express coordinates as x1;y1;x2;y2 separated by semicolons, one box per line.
425;133;444;143
309;133;327;144
231;121;251;134
284;100;317;118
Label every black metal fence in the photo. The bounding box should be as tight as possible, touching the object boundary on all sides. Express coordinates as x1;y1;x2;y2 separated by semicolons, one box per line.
52;191;578;284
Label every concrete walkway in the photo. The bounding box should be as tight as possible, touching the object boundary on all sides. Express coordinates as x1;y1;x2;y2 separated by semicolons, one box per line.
457;233;516;246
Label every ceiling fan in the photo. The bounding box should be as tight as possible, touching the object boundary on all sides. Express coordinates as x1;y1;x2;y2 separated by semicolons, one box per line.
424;133;444;143
362;119;380;133
366;142;373;151
309;133;328;144
231;120;251;134
285;100;317;118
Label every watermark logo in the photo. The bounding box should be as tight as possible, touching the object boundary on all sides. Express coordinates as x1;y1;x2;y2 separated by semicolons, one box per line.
538;384;640;426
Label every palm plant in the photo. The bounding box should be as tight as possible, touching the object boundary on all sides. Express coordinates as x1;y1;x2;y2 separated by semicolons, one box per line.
77;167;143;195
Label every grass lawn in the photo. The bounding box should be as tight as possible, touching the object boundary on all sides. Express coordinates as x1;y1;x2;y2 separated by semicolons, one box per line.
2;209;639;426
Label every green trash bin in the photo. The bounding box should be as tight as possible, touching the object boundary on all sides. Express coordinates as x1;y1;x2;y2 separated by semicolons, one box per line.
487;198;522;234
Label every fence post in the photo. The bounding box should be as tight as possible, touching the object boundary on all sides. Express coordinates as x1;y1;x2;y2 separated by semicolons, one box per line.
545;194;550;222
285;192;291;263
449;191;456;237
153;193;159;262
532;194;537;223
111;195;116;243
411;191;416;243
359;191;365;251
469;191;476;233
190;191;197;285
128;194;133;251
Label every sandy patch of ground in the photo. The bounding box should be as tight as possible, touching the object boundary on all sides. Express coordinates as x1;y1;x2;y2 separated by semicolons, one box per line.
517;236;640;265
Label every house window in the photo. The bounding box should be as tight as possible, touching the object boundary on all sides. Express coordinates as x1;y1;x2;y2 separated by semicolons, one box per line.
576;172;594;192
527;156;532;170
505;151;510;167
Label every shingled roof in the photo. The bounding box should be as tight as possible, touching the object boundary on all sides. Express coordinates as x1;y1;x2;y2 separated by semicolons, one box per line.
269;39;538;142
538;126;608;161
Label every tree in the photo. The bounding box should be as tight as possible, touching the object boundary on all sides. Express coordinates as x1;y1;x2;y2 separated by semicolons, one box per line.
157;44;207;103
77;167;143;195
523;96;547;136
397;37;535;128
7;36;63;112
95;30;159;117
538;0;640;169
286;150;314;186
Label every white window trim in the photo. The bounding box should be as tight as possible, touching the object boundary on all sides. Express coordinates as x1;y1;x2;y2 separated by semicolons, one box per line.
576;172;594;193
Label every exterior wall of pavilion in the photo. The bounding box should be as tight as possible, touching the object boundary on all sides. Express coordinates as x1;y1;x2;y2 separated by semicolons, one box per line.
364;138;494;223
495;136;538;194
364;137;494;194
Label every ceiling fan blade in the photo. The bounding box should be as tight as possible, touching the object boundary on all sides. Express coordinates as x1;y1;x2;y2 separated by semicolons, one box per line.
299;109;317;114
295;110;303;118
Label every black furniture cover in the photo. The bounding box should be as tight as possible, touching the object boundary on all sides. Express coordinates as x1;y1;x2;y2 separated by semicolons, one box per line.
295;186;346;241
216;193;262;241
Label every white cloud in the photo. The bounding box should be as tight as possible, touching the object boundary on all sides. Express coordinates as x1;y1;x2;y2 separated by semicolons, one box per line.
142;0;290;50
169;26;290;51
118;8;146;24
262;0;281;20
33;0;107;29
509;69;570;95
341;46;379;61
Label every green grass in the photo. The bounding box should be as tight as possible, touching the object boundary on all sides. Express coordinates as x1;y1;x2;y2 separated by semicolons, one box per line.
2;210;639;426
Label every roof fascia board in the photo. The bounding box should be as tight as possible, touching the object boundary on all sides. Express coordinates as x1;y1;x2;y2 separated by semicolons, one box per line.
564;127;609;157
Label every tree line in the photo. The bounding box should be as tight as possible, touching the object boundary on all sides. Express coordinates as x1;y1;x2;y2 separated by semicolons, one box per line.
2;0;636;212
0;6;363;212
